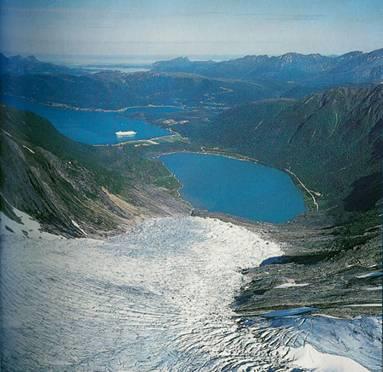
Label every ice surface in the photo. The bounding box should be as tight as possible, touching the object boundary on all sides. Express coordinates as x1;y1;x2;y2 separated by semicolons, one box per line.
1;215;381;371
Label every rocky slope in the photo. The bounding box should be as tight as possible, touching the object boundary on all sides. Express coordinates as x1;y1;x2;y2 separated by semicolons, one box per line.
0;105;189;237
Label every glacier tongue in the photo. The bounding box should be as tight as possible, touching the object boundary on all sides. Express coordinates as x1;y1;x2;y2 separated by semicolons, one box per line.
1;216;380;370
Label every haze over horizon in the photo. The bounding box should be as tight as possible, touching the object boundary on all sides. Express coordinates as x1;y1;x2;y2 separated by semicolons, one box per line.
1;0;383;64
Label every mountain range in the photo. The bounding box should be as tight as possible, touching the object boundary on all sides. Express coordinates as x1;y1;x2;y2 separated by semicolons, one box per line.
0;53;84;76
1;70;288;109
153;49;383;86
2;49;383;112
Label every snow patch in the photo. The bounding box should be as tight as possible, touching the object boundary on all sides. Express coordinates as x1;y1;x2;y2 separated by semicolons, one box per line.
1;207;62;240
275;278;310;288
289;343;369;371
356;271;383;279
344;303;382;308
71;219;88;236
22;145;35;154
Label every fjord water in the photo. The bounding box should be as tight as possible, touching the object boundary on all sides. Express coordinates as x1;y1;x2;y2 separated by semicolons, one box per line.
2;96;175;144
160;152;305;223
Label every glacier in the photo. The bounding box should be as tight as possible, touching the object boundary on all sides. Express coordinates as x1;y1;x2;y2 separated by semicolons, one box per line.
1;212;381;371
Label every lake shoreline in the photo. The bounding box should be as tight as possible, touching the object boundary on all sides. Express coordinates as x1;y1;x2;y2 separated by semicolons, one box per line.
159;151;306;224
160;147;321;214
2;93;183;112
152;146;320;212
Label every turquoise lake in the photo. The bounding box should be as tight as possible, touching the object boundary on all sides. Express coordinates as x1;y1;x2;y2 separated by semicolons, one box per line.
2;96;179;145
160;152;306;223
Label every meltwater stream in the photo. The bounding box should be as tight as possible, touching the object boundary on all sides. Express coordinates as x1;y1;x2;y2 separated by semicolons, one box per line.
1;216;379;371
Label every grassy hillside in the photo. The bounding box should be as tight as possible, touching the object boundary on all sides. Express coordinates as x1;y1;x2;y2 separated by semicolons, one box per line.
0;105;188;237
177;85;383;214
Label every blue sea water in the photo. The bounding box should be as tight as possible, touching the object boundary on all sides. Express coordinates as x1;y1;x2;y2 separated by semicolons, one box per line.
1;96;177;145
160;152;306;223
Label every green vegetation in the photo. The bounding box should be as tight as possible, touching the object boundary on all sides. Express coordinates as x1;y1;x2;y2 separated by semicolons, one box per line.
177;85;383;215
1;71;290;110
0;105;183;236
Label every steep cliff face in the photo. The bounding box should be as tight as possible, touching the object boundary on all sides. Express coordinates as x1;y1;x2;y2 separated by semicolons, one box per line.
178;85;383;212
0;106;189;237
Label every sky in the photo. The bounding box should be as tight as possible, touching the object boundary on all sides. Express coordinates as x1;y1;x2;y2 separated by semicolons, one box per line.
1;0;382;62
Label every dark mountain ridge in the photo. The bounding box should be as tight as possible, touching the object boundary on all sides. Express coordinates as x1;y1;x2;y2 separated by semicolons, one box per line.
4;49;383;113
0;70;291;109
0;53;84;76
153;49;383;85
